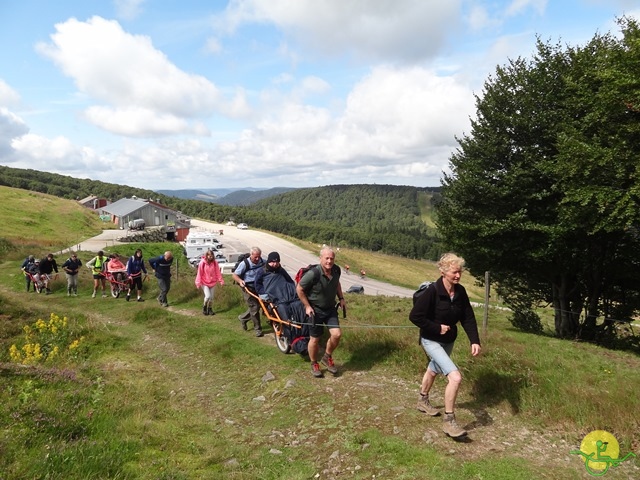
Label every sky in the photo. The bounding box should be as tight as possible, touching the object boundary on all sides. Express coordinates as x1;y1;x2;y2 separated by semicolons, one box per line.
0;1;638;192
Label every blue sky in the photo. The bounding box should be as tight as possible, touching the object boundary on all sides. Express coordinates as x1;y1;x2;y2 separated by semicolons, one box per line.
0;0;637;191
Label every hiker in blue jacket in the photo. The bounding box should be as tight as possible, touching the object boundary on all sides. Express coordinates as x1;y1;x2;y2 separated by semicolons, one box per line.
409;252;481;438
232;246;265;337
126;248;147;302
149;251;173;307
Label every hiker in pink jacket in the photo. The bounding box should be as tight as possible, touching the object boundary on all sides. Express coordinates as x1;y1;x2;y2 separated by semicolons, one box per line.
195;249;225;316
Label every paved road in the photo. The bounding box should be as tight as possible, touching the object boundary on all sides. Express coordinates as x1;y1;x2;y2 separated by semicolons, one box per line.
64;220;414;298
190;219;414;298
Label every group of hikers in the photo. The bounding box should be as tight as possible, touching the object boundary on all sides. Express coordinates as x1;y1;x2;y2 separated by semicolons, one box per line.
20;253;60;295
21;245;481;439
198;245;481;438
20;249;171;304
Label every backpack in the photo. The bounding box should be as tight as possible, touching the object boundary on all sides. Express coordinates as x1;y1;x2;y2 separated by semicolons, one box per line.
291;335;309;355
412;281;434;306
410;281;437;328
232;253;251;279
295;264;321;293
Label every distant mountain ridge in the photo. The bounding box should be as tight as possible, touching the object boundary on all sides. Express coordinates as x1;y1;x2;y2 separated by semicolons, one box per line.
156;187;295;205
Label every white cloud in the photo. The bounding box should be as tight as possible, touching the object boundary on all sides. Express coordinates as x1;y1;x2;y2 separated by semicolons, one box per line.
0;80;21;107
204;37;223;54
0;108;29;159
215;0;462;63
209;65;474;186
83;106;207;137
11;133;98;172
36;16;227;137
505;0;547;18
114;0;146;21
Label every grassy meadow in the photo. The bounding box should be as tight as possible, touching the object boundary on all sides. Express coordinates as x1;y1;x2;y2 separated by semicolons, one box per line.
0;186;638;479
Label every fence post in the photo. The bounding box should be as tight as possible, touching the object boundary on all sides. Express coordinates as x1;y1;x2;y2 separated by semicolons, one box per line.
483;271;490;337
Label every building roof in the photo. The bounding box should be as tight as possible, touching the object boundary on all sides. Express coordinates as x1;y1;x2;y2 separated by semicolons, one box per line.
100;198;148;217
78;195;100;204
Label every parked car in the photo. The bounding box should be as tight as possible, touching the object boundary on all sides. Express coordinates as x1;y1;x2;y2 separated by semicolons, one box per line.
237;223;248;230
215;254;227;263
346;284;364;294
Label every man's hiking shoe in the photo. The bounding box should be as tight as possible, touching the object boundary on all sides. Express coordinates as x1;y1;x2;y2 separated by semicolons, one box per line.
311;362;324;378
321;354;338;375
126;293;130;302
203;305;209;315
238;316;248;331
92;291;96;298
255;330;264;337
442;413;467;438
417;393;440;416
137;297;144;302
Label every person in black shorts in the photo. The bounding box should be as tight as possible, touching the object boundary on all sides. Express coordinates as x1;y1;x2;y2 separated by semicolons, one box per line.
296;246;345;378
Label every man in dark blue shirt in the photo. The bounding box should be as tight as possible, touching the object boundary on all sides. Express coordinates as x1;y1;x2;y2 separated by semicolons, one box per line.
62;253;83;296
149;251;173;307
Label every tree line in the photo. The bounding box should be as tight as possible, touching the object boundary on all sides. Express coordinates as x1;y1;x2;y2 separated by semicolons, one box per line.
0;166;441;259
437;17;640;349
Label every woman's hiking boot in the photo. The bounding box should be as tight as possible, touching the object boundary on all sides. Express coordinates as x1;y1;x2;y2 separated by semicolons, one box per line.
203;305;209;315
208;307;214;316
442;412;467;438
417;393;440;416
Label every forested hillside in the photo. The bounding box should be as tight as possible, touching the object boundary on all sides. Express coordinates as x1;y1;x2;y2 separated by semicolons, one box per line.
250;185;441;258
214;187;295;206
0;166;440;259
0;166;168;203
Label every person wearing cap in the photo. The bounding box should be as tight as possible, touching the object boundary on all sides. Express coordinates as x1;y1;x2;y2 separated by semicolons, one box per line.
255;251;294;298
255;252;308;341
195;249;225;316
232;246;265;337
20;255;38;292
62;253;83;296
38;253;59;295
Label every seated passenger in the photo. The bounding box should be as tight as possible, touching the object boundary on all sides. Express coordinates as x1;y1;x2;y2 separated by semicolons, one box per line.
107;255;127;282
255;251;309;354
255;252;306;325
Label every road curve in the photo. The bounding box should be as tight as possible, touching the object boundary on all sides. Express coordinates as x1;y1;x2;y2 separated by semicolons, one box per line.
190;219;414;298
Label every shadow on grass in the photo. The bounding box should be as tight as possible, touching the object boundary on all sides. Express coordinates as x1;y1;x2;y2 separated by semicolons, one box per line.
342;338;403;372
458;370;526;433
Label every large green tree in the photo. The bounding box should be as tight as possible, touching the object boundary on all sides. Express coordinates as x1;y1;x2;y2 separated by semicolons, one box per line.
437;18;640;341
